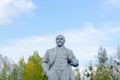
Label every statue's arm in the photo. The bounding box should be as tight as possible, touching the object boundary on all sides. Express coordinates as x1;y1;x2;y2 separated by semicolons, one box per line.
68;50;79;67
41;50;49;75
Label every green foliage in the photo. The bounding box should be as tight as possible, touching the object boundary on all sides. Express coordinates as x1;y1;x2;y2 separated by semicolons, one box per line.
83;65;96;80
0;51;46;80
75;68;81;80
83;47;112;80
94;47;111;80
94;64;111;80
11;66;17;80
17;57;26;80
97;47;108;65
0;56;12;80
22;51;47;80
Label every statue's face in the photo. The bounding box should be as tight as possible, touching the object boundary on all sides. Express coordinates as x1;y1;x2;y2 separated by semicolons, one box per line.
56;35;65;47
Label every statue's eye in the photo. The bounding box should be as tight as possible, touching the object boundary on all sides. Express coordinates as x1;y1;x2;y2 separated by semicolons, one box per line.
60;38;62;40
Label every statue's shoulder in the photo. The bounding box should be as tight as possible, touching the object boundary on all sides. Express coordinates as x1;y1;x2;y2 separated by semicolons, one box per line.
46;47;56;52
65;48;73;53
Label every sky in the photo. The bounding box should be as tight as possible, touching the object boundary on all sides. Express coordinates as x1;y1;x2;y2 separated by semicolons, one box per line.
0;0;120;68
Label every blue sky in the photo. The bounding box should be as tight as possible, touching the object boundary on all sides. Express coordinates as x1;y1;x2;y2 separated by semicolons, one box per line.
0;0;120;68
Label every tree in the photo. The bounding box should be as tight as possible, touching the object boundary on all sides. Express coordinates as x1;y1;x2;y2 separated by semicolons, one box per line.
12;67;17;80
0;54;3;77
74;68;81;80
110;48;120;80
17;57;26;80
0;54;18;80
0;56;10;80
95;64;111;80
82;47;111;80
117;47;120;59
94;47;111;80
22;51;46;80
97;47;108;65
83;64;96;80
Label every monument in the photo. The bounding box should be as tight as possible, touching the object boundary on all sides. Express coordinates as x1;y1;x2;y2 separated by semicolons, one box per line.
42;35;79;80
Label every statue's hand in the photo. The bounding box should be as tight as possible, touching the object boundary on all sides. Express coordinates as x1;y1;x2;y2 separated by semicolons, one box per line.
67;54;73;65
68;54;72;61
67;54;79;67
45;71;50;77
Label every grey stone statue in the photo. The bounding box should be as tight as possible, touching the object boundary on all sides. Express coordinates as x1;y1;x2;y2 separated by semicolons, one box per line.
42;35;79;80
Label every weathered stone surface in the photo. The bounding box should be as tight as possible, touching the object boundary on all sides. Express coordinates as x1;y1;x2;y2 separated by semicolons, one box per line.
42;35;79;80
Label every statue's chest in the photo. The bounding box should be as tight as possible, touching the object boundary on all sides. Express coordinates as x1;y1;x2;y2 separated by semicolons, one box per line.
56;50;68;59
54;50;69;67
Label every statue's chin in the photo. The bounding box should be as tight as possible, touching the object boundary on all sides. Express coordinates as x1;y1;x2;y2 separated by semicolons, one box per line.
57;44;63;47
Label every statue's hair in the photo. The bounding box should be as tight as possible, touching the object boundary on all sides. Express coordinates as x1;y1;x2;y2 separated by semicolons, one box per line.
56;35;65;40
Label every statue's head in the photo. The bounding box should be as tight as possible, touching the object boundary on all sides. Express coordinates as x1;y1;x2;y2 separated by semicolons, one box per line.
56;35;65;47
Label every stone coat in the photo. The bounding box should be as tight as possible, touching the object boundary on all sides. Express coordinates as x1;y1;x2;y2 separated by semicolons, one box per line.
41;46;79;80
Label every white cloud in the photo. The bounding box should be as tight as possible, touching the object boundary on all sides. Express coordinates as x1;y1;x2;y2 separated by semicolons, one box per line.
0;0;36;25
0;22;120;67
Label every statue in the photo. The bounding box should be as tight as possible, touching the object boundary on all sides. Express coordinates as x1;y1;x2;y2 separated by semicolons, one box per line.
42;35;79;80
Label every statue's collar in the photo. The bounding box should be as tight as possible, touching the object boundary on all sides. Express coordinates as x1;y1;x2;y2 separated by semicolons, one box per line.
56;46;66;50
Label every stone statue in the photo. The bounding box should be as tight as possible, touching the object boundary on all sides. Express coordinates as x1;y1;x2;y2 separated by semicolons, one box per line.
42;35;79;80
